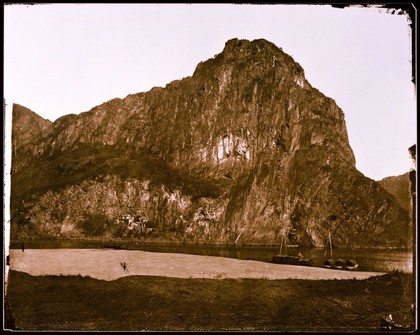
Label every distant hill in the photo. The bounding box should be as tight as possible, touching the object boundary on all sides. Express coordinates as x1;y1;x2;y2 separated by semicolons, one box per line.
10;38;410;248
377;173;410;212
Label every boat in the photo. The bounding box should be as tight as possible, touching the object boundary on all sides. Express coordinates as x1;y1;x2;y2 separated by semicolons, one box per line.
344;259;359;270
322;258;335;268
322;230;359;270
272;235;313;266
322;230;335;269
333;258;344;270
272;255;314;266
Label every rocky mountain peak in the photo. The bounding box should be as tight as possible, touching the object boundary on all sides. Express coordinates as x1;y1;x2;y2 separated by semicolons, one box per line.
12;103;52;147
10;39;410;248
11;104;53;172
194;38;306;88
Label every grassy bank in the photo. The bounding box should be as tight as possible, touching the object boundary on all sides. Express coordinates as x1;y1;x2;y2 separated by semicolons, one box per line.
6;270;415;331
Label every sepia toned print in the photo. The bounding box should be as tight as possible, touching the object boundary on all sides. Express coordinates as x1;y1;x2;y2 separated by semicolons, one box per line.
4;3;416;332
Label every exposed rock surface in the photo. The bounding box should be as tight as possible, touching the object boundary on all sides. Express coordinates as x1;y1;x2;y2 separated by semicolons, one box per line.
10;38;410;248
377;173;410;212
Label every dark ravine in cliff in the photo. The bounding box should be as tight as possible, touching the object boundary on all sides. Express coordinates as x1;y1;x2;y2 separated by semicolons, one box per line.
10;38;411;248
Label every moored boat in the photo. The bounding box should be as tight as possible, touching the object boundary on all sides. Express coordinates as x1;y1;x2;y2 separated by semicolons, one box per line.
322;258;335;269
344;259;359;270
272;255;314;266
333;258;344;269
272;235;313;267
322;230;358;271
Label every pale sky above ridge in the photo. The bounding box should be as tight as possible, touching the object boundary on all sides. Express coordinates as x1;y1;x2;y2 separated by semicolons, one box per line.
4;3;416;181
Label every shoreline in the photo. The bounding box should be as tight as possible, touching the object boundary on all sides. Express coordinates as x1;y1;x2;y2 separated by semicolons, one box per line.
9;238;413;251
9;248;385;281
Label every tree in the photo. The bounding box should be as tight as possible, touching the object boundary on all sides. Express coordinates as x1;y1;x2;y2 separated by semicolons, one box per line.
78;213;108;236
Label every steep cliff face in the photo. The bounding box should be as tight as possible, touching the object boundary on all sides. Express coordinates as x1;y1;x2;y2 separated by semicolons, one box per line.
10;38;410;248
11;104;53;173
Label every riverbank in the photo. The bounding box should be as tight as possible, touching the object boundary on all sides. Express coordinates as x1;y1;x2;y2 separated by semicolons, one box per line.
6;270;415;331
8;249;385;281
9;237;414;250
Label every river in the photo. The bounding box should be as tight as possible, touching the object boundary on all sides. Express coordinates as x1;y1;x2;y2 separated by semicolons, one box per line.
9;240;414;273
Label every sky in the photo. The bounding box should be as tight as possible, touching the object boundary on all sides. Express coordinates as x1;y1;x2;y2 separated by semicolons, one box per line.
3;3;416;181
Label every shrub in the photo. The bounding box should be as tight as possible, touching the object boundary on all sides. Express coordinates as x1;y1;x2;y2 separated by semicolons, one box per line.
77;213;108;236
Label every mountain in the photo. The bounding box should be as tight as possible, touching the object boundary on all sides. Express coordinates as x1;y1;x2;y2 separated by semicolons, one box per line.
377;173;410;212
11;104;53;173
10;38;410;248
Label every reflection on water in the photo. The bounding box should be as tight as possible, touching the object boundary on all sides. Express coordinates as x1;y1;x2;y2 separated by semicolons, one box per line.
9;240;413;273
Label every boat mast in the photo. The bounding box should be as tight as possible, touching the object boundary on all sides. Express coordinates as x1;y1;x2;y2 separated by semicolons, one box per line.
328;230;333;258
279;235;284;255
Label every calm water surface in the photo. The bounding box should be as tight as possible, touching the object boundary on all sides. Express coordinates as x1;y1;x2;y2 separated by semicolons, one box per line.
10;240;413;273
